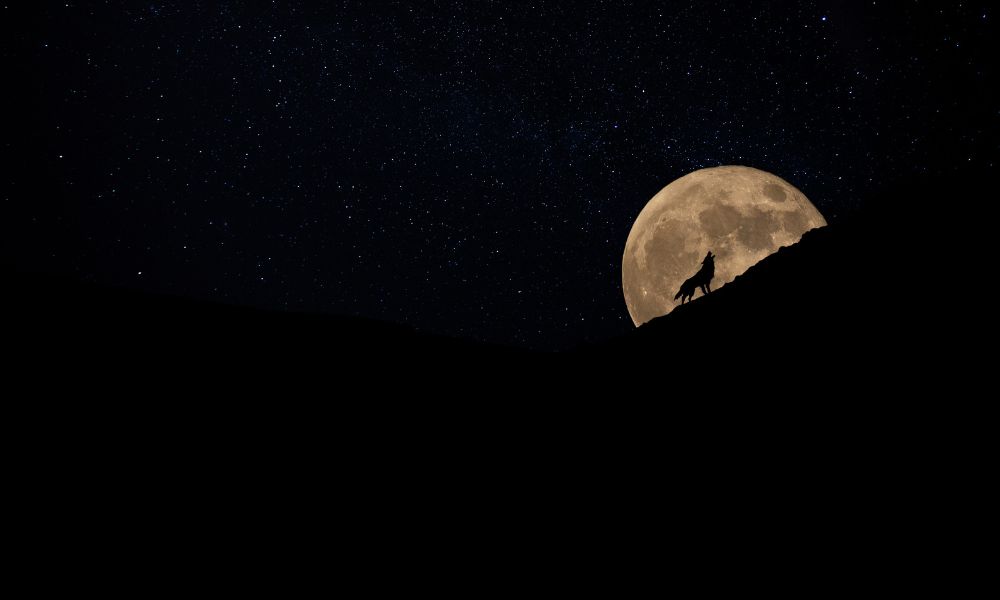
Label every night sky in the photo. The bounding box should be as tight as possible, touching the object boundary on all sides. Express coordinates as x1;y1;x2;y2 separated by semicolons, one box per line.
10;2;994;349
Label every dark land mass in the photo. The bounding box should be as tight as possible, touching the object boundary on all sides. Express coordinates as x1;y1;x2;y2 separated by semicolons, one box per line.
4;173;989;580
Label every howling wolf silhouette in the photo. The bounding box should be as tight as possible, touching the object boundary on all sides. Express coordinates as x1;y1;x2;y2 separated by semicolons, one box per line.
674;251;715;304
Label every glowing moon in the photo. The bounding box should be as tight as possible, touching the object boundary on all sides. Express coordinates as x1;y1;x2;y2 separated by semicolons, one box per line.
622;166;827;326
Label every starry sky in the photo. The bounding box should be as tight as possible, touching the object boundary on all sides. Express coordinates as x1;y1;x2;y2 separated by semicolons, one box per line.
10;1;995;349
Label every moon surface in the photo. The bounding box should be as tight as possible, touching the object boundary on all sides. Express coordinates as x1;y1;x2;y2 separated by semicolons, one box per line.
622;166;827;326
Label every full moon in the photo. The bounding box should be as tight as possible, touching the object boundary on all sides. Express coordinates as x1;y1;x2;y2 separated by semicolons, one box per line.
622;166;827;326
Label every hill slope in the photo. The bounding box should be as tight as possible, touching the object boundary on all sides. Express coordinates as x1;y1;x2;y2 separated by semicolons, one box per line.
587;173;978;376
3;173;982;396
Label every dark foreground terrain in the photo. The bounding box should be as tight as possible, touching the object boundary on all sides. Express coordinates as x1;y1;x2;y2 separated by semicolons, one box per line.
4;173;989;589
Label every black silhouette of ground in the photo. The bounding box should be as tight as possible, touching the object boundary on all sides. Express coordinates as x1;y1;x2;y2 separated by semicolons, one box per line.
5;174;989;581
